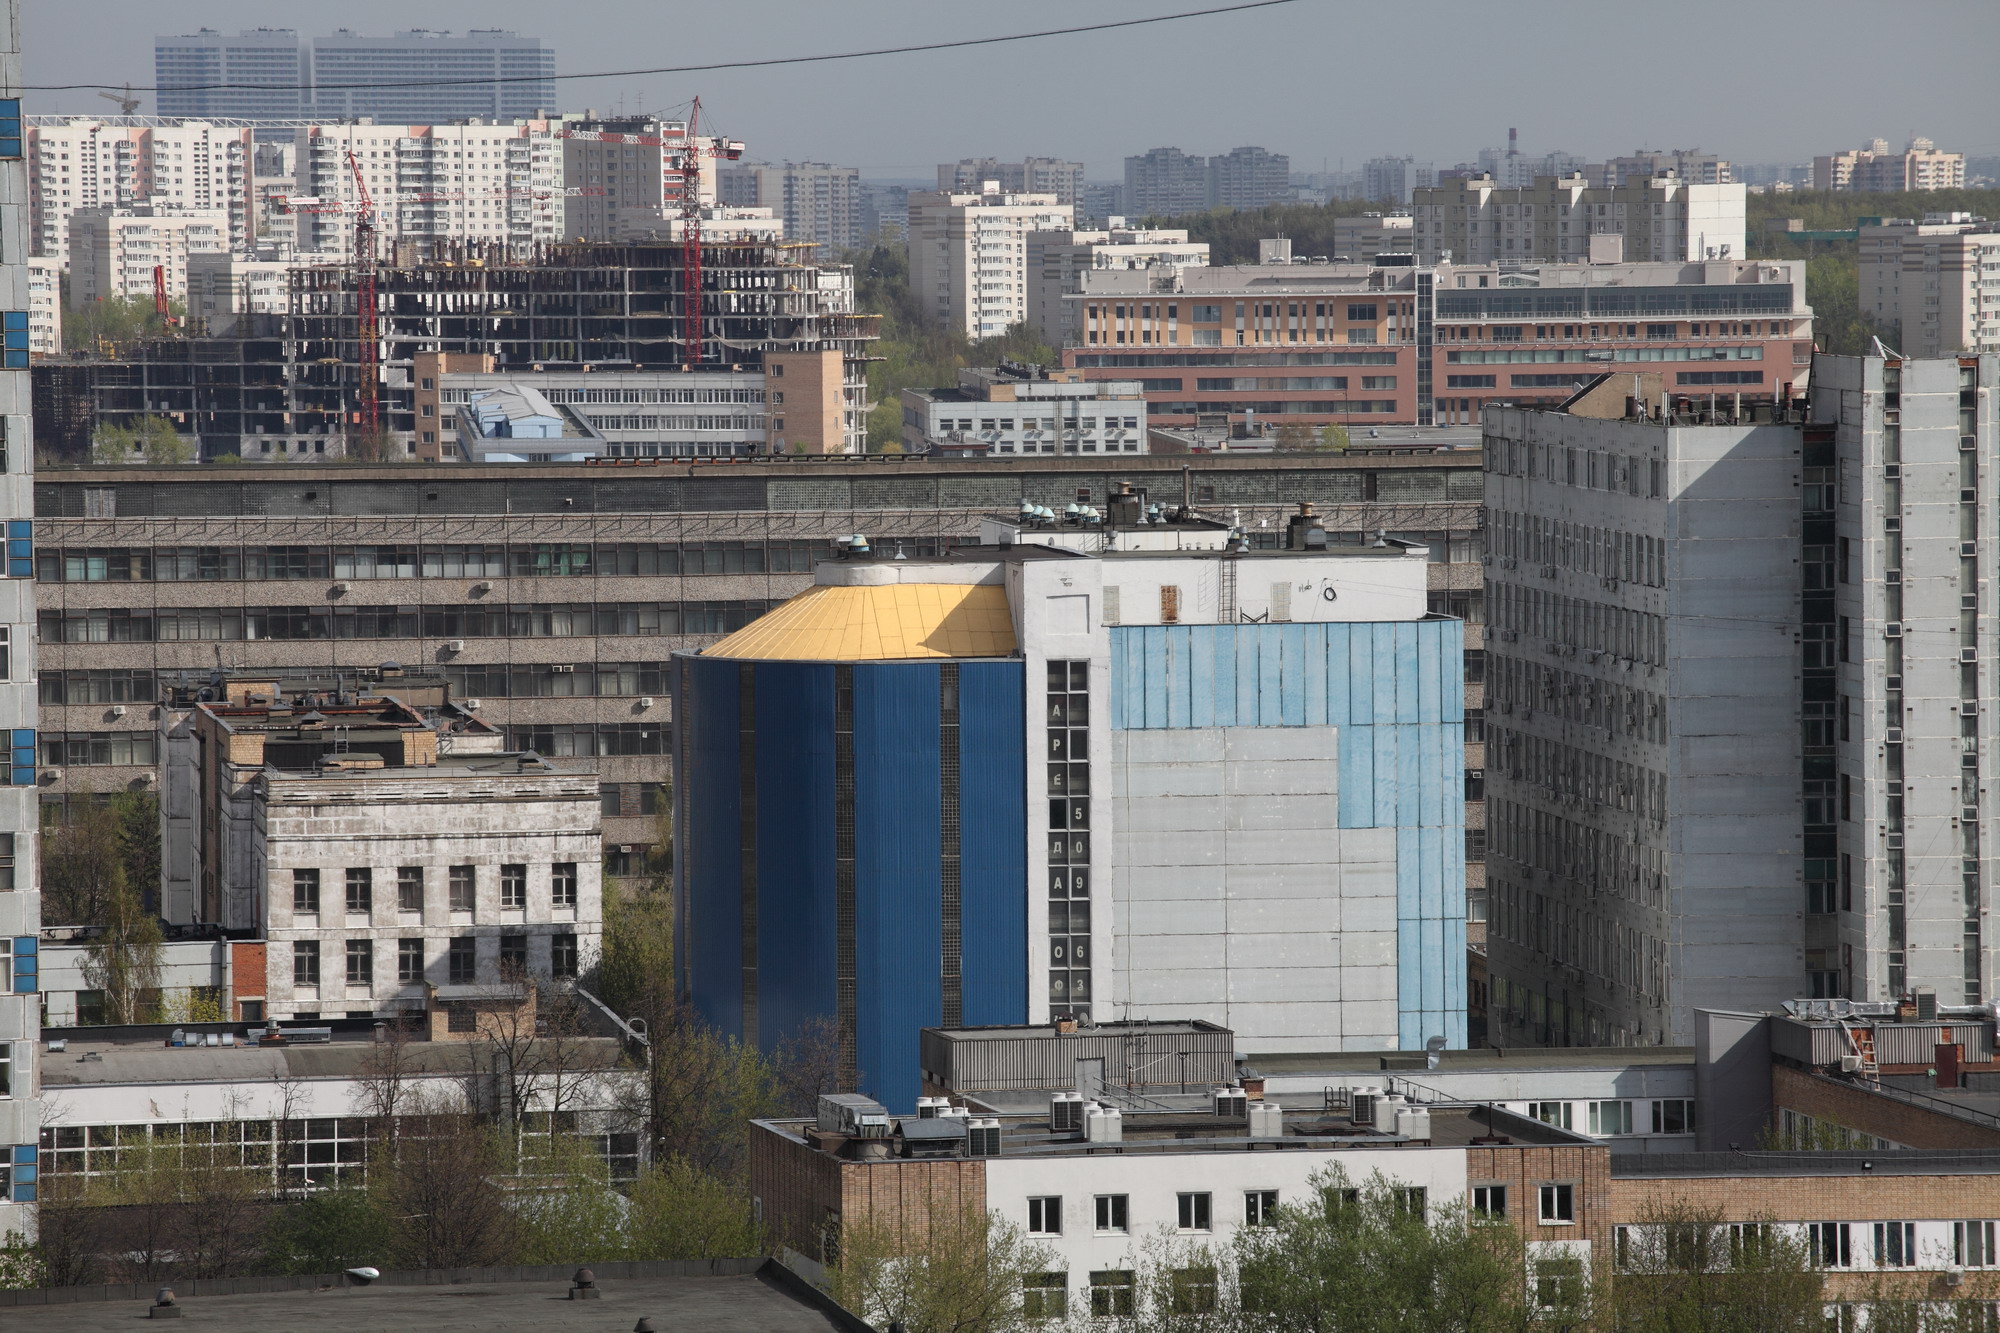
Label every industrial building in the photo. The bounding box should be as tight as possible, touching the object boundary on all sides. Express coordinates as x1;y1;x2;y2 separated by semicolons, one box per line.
0;0;41;1236
1062;253;1811;431
898;364;1148;456
1482;354;2000;1048
159;667;602;1022
26;452;1485;907
674;489;1466;1107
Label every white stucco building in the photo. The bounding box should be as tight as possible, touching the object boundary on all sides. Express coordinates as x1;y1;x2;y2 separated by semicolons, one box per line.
66;205;227;309
908;187;1074;339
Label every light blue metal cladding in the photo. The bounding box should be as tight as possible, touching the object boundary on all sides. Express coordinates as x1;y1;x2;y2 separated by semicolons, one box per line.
1109;621;1467;1048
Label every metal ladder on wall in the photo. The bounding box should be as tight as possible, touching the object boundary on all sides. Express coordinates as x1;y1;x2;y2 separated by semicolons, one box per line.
1218;553;1239;624
1839;1020;1879;1077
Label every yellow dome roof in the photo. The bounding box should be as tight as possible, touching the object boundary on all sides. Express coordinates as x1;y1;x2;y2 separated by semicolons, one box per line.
703;582;1017;661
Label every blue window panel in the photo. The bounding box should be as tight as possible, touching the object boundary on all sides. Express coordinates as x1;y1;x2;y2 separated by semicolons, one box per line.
7;522;29;579
679;658;744;1036
958;662;1027;1027
0;98;19;158
12;934;35;993
1186;627;1216;728
11;1145;32;1166
750;662;838;1054
852;664;942;1111
10;1183;32;1204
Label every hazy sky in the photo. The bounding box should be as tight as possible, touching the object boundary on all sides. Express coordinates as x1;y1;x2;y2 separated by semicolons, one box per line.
22;0;2000;178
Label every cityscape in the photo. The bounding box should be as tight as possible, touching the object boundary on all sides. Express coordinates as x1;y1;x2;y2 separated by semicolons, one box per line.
0;1;1997;1328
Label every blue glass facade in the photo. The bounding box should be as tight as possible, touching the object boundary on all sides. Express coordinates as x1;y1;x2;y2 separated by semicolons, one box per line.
676;655;1026;1109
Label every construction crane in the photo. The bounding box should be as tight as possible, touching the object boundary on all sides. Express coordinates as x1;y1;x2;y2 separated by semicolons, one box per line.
152;265;169;321
345;149;381;441
99;84;141;116
560;103;745;368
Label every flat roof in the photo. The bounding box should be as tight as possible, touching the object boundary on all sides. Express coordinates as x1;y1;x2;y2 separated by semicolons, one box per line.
40;1034;625;1089
1615;1149;2000;1179
928;1019;1228;1043
1245;1046;1697;1076
0;1267;843;1332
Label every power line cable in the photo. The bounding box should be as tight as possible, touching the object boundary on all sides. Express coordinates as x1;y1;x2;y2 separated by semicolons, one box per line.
27;1;1304;95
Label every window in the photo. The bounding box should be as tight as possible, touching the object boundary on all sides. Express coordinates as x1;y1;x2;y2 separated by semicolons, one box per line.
345;939;373;986
1957;1221;1997;1267
447;936;477;984
1022;1273;1067;1320
1170;1267;1218;1316
1094;1194;1128;1233
1245;1189;1279;1226
1177;1192;1212;1232
1398;1187;1428;1219
0;99;20;159
450;864;476;911
1472;1185;1507;1220
1347;303;1378;321
1652;1099;1697;1134
552;861;578;909
293;868;320;914
0;1042;10;1096
1539;1183;1575;1224
500;933;528;974
1588;1100;1633;1135
345;867;372;913
1089;1272;1135;1318
398;938;424;984
1875;1221;1917;1268
293;941;320;987
551;932;579;978
501;863;527;910
1533;1256;1585;1311
397;866;424;912
1027;1196;1063;1235
1808;1222;1853;1268
1527;1101;1572;1129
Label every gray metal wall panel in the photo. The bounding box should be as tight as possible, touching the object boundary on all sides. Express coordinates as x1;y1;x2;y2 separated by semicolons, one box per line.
505;481;597;513
241;484;327;516
852;478;939;510
332;483;423;516
767;478;852;511
1378;471;1449;502
935;476;1022;510
144;483;228;516
597;479;685;512
424;481;511;514
678;478;766;511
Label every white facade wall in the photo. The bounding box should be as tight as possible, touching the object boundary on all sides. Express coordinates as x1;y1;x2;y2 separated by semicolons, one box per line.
260;773;603;1019
37;938;227;1026
1412;177;1747;265
913;382;1148;457
1484;409;1805;1045
985;1145;1469;1279
909;191;1074;339
1860;223;2000;358
186;252;292;330
25;256;55;353
1027;228;1208;347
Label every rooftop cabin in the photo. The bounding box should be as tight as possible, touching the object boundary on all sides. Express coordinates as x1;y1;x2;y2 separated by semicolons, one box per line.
458;383;603;463
172;671;504;775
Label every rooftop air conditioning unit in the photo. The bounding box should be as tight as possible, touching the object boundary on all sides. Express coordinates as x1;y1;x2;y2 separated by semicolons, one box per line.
446;640;465;652
965;1119;1002;1157
1840;1053;1865;1073
462;699;481;711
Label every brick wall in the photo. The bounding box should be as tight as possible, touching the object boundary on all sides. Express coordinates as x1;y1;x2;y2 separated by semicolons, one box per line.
1469;1142;1614;1266
1772;1064;2000;1149
749;1122;988;1262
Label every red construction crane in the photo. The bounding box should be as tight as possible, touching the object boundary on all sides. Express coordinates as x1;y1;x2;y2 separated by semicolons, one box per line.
152;264;169;320
346;149;380;441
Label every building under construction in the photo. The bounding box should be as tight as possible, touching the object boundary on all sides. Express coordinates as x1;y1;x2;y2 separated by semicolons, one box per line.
36;236;877;460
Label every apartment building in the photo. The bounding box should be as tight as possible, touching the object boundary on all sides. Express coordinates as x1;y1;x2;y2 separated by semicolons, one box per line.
1592;149;1731;188
1060;255;1809;431
720;161;862;251
1363;157;1435;205
899;365;1148;456
185;251;294;333
1482;354;2000;1048
25;259;57;355
1026;224;1209;346
1814;137;1966;193
27;117;253;266
161;677;601;1020
937;157;1084;207
1209;146;1291;210
1412;175;1747;266
156;28;556;122
907;188;1074;339
65;206;227;309
1123;148;1211;219
0;0;40;1237
1860;215;2000;358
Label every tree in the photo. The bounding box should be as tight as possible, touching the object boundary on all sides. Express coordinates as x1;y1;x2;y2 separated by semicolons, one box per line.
1228;1165;1572;1333
263;1185;391;1275
44;797;165;1022
830;1206;1054;1333
91;416;197;465
376;1089;519;1270
63;294;184;352
510;1134;630;1265
625;1157;764;1261
41;800;128;926
1319;422;1351;452
1606;1200;1824;1333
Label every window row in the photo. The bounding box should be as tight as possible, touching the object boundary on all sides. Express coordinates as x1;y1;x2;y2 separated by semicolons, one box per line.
1024;1189;1291;1237
288;863;579;916
37;601;774;642
37;540;832;582
290;931;579;986
1517;1098;1698;1136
